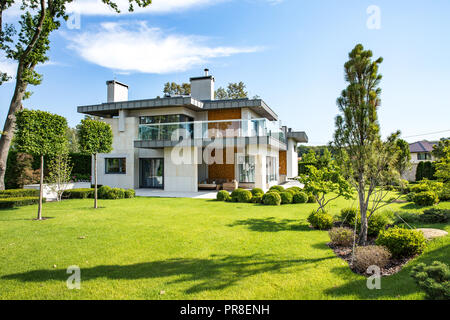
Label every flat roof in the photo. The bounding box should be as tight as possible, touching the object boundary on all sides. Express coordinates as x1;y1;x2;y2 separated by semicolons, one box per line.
77;97;279;121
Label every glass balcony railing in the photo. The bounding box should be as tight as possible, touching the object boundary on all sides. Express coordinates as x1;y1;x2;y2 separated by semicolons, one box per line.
137;118;286;144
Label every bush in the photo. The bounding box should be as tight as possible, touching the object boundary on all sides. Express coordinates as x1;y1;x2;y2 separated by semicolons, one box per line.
339;207;358;226
98;185;112;199
293;192;308;204
420;208;450;223
251;188;264;196
230;188;245;202
280;192;293;204
107;188;125;200
367;211;392;237
410;261;450;300
0;196;45;209
405;192;415;202
251;194;263;204
353;245;391;274
439;183;450;201
217;190;230;201
286;186;302;194
262;192;281;206
237;190;253;203
394;211;422;225
67;188;94;199
0;188;40;198
376;227;427;258
269;185;284;193
307;210;334;230
413;191;439;206
124;189;135;198
328;227;354;246
307;193;316;203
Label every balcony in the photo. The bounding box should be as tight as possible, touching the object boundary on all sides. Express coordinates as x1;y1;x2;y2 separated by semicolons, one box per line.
135;118;287;149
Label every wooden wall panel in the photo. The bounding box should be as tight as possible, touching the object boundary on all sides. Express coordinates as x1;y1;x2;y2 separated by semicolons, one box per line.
207;108;241;121
279;151;287;176
208;148;236;181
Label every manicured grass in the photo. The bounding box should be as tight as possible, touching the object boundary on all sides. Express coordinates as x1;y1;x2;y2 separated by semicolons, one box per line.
0;196;448;300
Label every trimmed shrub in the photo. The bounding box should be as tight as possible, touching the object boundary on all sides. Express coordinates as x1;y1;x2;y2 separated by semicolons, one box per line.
307;210;334;230
440;184;450;201
251;188;264;196
124;189;136;198
286;186;302;194
217;190;230;202
354;245;391;274
293;192;308;204
251;194;263;204
67;188;94;199
367;211;392;237
237;190;253;203
420;208;450;223
230;188;245;202
328;227;354;246
262;192;281;206
394;211;422;225
339;208;358;225
98;185;112;199
413;191;439;206
410;261;450;300
0;189;40;198
269;185;284;193
376;227;427;258
280;192;293;204
307;193;316;203
0;196;45;209
107;188;125;200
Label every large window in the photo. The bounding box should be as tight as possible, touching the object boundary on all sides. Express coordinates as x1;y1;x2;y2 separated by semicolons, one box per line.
105;158;126;174
417;153;432;160
266;156;278;183
238;155;256;183
139;114;194;140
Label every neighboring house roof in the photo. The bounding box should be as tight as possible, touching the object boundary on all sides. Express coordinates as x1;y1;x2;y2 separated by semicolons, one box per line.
409;140;435;153
77;97;279;121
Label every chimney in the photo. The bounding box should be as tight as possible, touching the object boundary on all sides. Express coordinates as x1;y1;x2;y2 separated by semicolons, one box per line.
190;69;215;101
106;80;128;103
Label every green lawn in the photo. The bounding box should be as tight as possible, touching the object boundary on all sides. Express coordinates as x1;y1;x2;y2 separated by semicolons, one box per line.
0;196;448;300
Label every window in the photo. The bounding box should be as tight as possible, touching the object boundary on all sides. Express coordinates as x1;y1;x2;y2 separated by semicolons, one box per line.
105;158;126;174
238;155;256;183
417;153;432;160
139;115;194;140
266;156;278;183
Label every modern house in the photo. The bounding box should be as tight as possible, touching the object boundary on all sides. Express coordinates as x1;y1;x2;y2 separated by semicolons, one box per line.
77;70;308;192
402;140;438;181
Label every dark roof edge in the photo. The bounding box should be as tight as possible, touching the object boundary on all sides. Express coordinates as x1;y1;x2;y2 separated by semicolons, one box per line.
189;76;215;81
106;80;128;88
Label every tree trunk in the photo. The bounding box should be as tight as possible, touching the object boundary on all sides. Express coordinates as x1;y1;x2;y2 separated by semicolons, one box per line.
357;180;368;245
94;153;98;209
37;155;44;220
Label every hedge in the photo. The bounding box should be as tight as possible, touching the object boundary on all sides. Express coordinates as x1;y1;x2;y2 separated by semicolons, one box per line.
66;188;94;199
0;197;45;209
0;189;40;198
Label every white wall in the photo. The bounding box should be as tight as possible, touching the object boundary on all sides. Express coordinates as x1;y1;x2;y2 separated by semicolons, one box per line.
164;147;198;192
287;139;298;178
191;78;214;100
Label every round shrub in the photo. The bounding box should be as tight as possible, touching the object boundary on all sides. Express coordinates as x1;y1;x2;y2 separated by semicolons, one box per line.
307;210;334;230
217;190;230;202
405;192;415;202
286;186;302;194
339;208;358;225
367;212;392;237
237;190;253;203
328;227;354;246
354;245;391;274
269;185;284;193
230;188;245;202
124;189;135;198
376;227;427;258
420;208;450;223
413;191;439;206
97;185;112;199
293;192;308;204
262;192;281;206
280;192;293;204
251;188;264;196
107;188;125;199
251;194;263;204
411;261;450;300
307;193;316;203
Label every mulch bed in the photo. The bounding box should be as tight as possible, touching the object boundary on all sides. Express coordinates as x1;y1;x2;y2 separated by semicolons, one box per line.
328;241;416;277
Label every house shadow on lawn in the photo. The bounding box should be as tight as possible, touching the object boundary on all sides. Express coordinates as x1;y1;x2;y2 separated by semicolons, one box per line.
227;217;310;232
324;243;450;299
2;254;333;295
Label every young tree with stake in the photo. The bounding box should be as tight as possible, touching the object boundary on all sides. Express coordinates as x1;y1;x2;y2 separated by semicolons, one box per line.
77;119;113;209
14;109;67;220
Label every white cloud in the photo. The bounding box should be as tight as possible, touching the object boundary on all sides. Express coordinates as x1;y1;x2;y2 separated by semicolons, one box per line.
66;0;227;15
66;21;261;74
0;57;17;83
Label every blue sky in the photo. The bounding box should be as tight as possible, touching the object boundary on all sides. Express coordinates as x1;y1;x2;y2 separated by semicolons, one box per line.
1;0;449;145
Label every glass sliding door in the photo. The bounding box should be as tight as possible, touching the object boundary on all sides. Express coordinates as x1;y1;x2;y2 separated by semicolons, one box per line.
140;158;164;189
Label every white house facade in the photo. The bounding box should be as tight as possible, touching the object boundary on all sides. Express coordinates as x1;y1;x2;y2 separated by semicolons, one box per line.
77;70;308;192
